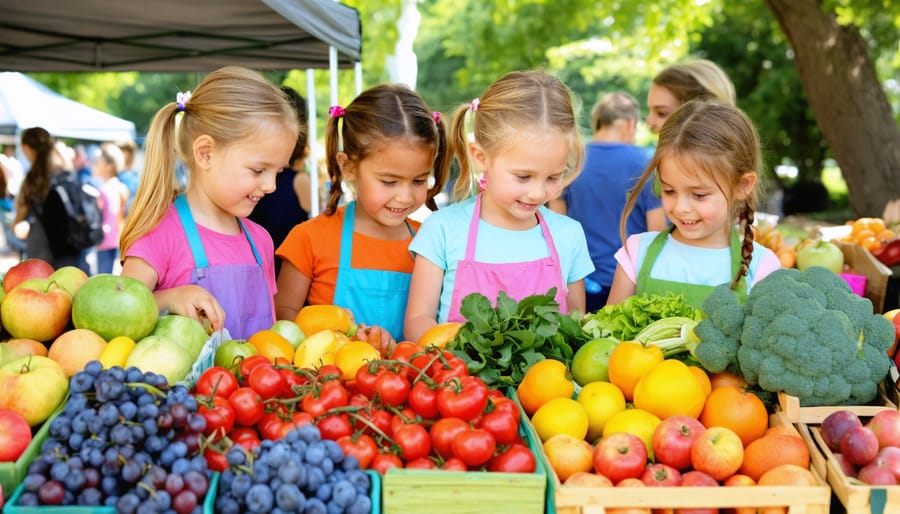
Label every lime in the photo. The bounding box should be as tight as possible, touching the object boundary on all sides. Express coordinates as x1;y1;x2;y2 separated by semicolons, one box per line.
570;338;618;386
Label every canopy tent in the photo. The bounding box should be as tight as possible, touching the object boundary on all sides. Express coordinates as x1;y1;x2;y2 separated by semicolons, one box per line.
0;72;136;142
0;0;361;72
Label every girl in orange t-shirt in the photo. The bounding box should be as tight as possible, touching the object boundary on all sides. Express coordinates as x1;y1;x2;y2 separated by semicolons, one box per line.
275;84;451;341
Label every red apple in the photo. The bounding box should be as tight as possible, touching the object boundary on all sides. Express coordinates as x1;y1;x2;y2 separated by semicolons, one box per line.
820;410;862;452
832;453;859;478
2;258;54;293
858;458;899;486
691;427;744;482
0;408;32;461
876;446;900;480
653;415;706;471
593;432;649;484
0;355;69;426
866;410;900;448
641;463;682;486
565;471;614;487
0;279;72;342
840;425;880;466
677;471;720;514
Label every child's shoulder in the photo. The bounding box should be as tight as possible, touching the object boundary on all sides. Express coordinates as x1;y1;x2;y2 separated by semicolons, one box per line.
422;197;476;225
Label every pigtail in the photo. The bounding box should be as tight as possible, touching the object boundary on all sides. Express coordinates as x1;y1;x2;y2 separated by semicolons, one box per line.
426;115;451;211
120;104;180;255
449;103;476;202
730;202;755;290
323;114;344;215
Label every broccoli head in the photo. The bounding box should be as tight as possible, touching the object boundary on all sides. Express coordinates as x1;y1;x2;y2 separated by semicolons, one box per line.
690;285;745;372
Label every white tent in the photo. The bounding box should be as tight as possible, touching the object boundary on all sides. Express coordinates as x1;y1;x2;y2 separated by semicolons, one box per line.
0;72;136;142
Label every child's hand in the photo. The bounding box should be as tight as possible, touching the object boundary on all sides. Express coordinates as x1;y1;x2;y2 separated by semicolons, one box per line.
157;285;226;332
352;324;397;357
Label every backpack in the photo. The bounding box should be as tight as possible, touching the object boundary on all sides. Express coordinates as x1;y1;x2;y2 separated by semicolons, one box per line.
39;171;104;254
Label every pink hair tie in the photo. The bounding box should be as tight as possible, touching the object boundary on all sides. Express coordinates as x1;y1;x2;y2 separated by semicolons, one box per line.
328;105;345;118
432;111;441;123
470;98;480;111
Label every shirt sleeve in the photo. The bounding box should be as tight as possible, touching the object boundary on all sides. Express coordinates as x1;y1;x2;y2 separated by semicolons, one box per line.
749;246;783;288
409;212;448;270
276;222;317;278
614;233;644;284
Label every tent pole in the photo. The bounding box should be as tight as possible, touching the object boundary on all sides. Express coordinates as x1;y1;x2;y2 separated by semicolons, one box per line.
355;62;362;95
329;47;338;107
306;68;320;217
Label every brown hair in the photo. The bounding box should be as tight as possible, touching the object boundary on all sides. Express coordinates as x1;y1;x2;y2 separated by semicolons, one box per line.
591;91;640;132
449;70;584;201
120;66;300;254
621;100;762;289
653;59;736;106
323;83;451;215
19;127;64;208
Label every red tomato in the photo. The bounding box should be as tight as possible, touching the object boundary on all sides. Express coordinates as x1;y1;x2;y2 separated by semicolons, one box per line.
198;395;236;440
408;381;439;419
316;413;352;441
441;457;468;471
405;457;437;469
478;410;519;445
410;348;451;375
355;362;386;398
278;367;308;397
231;426;261;450
389;342;420;380
317;364;343;382
393;423;432;462
390;407;418;434
436;376;488;421
247;365;288;400
430;356;469;384
371;452;404;474
354;408;393;439
337;434;378;469
291;411;314;427
488;397;519;419
429;417;469;459
301;380;349;417
194;366;239;399
452;428;496;467
488;444;536;473
238;355;272;383
374;372;410;407
204;447;229;472
228;387;265;426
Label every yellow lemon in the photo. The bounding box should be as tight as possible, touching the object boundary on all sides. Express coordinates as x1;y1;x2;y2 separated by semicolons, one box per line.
531;397;589;442
99;335;136;369
602;408;661;458
577;381;626;443
333;341;381;381
633;359;709;420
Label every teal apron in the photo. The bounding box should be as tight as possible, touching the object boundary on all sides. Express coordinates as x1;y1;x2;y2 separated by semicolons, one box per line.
636;226;747;308
175;195;273;339
331;201;414;341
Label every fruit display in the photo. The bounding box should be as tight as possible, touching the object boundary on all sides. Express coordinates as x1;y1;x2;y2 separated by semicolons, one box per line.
839;217;896;255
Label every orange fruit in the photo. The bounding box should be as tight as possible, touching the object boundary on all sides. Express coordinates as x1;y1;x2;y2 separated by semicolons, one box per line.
543;434;594;481
517;359;574;415
633;359;709;419
689;366;712;397
333;340;381;381
417;322;462;348
247;329;294;364
757;464;818;514
607;341;663;401
739;434;810;482
294;305;355;336
722;474;757;514
699;386;769;447
48;329;107;376
608;478;650;514
709;371;748;390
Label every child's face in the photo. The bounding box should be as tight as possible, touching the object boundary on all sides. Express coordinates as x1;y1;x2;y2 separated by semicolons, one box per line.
341;138;433;234
203;124;296;219
658;156;733;248
646;84;681;134
474;130;568;230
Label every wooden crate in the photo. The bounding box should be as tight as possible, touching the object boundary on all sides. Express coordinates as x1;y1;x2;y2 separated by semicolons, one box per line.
778;367;900;424
544;410;832;514
833;241;892;313
802;424;900;514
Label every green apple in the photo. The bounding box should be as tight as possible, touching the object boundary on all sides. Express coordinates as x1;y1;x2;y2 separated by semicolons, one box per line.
796;240;844;274
571;338;619;386
270;320;305;350
0;355;69;426
214;340;259;371
48;266;89;297
151;314;209;362
126;335;193;386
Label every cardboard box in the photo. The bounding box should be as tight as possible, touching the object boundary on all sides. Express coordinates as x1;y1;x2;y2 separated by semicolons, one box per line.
834;241;893;313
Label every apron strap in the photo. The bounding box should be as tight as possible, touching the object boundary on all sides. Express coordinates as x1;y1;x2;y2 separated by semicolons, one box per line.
338;201;415;269
175;194;263;271
238;218;263;267
464;195;482;261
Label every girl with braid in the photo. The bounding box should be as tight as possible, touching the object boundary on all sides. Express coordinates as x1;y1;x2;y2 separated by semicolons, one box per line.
275;84;451;341
606;100;780;308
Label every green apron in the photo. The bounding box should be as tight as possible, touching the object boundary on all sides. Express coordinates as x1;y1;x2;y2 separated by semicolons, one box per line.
636;226;747;308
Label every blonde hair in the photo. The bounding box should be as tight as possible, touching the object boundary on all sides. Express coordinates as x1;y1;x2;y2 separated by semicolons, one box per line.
653;59;736;106
621;100;762;289
120;66;300;254
449;70;584;201
323;83;451;215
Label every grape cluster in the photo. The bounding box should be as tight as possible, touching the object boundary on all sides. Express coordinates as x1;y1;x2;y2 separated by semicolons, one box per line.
217;424;372;514
15;360;211;514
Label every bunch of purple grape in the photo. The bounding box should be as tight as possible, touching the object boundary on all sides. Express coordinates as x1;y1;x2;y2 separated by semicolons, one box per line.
14;361;211;514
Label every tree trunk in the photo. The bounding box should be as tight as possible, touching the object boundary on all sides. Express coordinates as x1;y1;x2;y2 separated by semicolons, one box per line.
765;0;900;217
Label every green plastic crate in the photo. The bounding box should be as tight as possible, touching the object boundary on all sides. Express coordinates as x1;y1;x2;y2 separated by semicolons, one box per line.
2;472;219;513
0;414;55;498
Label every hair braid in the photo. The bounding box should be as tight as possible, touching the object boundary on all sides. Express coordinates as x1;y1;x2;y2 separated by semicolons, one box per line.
731;203;755;290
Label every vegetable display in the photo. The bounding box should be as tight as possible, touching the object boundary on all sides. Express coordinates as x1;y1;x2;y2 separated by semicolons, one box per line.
582;292;705;342
692;266;895;406
448;289;589;388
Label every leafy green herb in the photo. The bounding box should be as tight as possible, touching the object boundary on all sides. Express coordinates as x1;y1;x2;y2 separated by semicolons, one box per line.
447;288;590;388
581;292;705;341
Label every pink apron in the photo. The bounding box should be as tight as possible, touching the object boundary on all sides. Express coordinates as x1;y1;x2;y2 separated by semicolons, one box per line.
447;194;568;322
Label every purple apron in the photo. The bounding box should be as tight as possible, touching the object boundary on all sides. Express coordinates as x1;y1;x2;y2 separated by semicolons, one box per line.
175;195;273;339
447;194;568;322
